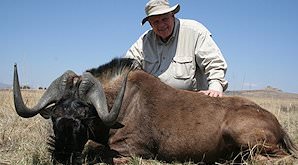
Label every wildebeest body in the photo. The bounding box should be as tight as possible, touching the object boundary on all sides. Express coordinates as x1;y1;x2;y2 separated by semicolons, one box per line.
101;70;290;162
13;58;297;164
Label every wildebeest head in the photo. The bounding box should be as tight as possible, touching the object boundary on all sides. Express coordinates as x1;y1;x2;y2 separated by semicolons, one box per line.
46;88;100;164
13;64;129;164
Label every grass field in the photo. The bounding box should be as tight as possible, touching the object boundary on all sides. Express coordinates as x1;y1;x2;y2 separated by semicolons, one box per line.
1;89;298;164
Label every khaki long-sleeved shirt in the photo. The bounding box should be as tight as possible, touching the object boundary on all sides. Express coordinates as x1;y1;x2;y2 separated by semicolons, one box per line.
125;18;228;92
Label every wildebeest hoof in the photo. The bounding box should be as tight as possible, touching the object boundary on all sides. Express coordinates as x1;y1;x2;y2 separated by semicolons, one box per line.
82;140;106;163
112;157;130;164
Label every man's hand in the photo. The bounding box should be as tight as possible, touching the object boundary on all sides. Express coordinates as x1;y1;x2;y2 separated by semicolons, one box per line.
198;89;223;97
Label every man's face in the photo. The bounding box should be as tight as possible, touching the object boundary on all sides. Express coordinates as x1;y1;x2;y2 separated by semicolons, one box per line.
148;12;175;41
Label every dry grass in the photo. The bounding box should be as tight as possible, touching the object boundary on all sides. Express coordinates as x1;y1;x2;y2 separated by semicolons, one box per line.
0;89;51;164
0;89;298;165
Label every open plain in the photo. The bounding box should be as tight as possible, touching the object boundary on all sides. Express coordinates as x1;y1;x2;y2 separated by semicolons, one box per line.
1;88;298;164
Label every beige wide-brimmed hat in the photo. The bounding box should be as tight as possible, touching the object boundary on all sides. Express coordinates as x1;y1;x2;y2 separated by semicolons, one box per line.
142;0;180;25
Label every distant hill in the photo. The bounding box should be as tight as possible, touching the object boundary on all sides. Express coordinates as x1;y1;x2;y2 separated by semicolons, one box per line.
1;82;297;99
0;82;11;89
225;86;298;99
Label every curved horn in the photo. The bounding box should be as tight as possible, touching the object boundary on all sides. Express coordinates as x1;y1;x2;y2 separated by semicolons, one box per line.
13;64;77;118
79;72;128;126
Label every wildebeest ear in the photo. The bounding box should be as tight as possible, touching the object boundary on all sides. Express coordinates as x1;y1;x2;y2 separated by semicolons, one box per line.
110;122;124;129
39;108;52;119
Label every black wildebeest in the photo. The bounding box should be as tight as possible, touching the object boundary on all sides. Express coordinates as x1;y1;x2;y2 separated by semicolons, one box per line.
13;58;297;164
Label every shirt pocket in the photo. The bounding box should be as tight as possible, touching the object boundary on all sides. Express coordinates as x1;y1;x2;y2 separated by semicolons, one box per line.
172;56;194;79
143;56;158;73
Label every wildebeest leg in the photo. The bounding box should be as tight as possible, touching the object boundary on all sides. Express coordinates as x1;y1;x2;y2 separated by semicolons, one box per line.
252;144;295;164
221;131;290;163
82;140;124;164
222;118;291;162
112;157;131;164
82;140;131;164
82;140;107;164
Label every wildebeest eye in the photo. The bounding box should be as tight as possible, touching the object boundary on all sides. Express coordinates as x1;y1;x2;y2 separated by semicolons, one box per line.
40;105;55;119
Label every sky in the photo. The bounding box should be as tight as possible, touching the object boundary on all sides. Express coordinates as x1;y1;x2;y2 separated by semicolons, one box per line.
1;0;298;93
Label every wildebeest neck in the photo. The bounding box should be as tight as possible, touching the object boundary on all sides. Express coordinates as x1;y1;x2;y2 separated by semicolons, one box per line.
86;58;140;86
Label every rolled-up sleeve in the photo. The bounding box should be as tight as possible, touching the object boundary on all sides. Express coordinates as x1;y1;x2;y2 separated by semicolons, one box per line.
195;30;228;92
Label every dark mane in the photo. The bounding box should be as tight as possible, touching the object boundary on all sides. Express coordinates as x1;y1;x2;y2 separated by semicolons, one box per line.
86;58;140;82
